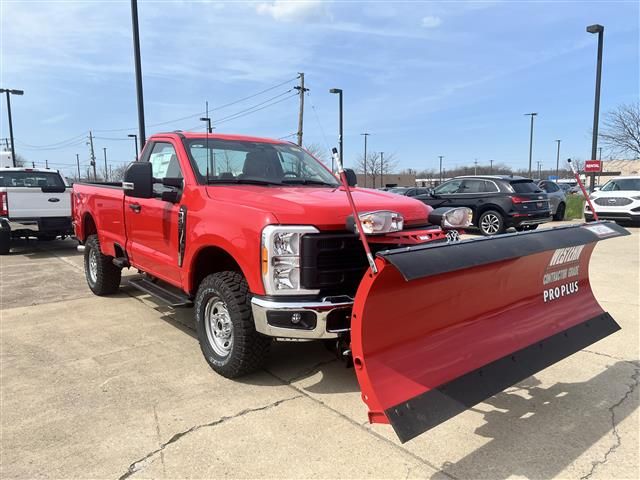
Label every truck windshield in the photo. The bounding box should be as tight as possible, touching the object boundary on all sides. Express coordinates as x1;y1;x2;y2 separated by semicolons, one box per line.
0;171;65;188
185;139;339;187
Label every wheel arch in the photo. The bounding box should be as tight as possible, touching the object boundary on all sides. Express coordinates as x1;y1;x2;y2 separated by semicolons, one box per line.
474;203;507;224
188;245;250;296
81;213;97;241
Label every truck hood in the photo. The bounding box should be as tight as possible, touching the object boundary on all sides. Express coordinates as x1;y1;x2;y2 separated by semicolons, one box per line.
206;185;431;230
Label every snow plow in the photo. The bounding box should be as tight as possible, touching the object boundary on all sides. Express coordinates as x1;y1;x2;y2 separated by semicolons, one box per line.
331;150;630;443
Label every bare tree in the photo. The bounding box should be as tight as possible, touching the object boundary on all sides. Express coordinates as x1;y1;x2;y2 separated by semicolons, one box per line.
14;154;27;167
354;152;398;188
303;142;330;166
599;102;640;158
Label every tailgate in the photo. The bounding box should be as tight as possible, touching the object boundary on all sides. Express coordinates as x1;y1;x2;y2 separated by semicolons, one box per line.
6;187;71;218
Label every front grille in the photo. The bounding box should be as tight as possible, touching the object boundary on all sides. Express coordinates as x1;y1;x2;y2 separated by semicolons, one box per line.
594;197;632;206
300;233;368;296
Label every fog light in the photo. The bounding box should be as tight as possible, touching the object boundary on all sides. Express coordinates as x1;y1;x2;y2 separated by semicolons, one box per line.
266;311;317;330
291;312;302;324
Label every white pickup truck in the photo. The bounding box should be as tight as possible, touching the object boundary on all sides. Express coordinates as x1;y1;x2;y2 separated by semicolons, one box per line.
0;167;73;254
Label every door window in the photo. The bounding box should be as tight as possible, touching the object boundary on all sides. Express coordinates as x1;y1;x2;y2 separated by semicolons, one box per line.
147;142;183;195
460;180;485;193
433;180;463;194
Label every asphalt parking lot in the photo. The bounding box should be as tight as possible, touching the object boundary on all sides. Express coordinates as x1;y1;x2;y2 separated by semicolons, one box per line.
1;221;638;479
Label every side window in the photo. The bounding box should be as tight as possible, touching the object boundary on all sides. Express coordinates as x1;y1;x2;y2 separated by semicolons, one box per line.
460;180;484;193
147;142;183;195
434;179;463;194
539;182;549;192
547;182;559;192
483;181;499;193
405;189;416;196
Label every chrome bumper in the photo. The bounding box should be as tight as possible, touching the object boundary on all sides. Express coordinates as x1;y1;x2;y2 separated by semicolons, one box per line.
1;218;40;232
251;296;353;340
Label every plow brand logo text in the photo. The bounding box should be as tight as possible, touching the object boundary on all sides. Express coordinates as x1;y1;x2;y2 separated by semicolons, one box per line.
543;245;585;303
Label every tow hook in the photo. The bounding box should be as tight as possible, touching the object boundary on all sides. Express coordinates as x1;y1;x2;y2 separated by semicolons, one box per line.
336;337;353;368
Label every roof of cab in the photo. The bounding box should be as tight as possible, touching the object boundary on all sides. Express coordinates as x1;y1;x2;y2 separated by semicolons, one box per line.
156;131;291;145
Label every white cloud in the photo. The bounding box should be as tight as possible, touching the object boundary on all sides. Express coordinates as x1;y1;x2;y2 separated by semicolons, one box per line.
421;15;442;28
256;1;326;22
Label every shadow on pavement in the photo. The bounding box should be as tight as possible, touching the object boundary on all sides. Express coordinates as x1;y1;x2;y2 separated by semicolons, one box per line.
432;361;639;480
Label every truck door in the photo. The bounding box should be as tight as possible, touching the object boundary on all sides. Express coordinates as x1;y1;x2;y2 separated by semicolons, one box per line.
124;141;184;286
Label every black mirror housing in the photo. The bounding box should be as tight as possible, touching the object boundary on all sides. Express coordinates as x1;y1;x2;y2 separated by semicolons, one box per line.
123;162;153;198
162;177;183;189
344;168;357;187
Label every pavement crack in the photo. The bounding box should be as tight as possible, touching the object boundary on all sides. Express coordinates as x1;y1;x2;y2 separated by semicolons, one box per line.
264;368;459;480
580;365;640;480
117;395;302;480
582;349;639;367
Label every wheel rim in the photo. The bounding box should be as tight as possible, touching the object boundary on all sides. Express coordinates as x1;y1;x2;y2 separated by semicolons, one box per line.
204;297;234;357
88;248;99;284
481;214;500;234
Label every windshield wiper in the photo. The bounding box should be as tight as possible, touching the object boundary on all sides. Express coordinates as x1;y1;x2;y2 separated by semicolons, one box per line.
207;178;283;186
281;178;338;186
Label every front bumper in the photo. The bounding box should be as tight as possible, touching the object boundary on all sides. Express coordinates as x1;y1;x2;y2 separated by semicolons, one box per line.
252;296;353;339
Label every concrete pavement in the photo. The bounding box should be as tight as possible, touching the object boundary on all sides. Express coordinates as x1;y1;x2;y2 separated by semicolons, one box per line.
1;223;638;479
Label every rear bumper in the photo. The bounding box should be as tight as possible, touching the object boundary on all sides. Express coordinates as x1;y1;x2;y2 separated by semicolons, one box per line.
251;296;353;339
0;216;73;234
507;214;553;227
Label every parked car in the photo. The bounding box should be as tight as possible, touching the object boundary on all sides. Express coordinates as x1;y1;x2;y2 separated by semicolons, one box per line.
585;176;640;225
418;175;552;235
0;167;73;254
537;180;567;221
387;186;432;200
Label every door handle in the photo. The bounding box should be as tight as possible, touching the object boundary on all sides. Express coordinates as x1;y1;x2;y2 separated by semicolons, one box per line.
129;203;141;213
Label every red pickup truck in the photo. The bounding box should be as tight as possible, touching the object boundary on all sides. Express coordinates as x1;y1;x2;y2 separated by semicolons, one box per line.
72;132;443;374
73;131;628;442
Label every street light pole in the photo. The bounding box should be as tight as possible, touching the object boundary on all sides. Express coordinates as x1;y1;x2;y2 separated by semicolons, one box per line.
524;112;538;178
200;117;212;134
555;139;561;180
1;88;24;167
128;134;139;159
587;24;604;192
130;0;146;147
438;155;444;182
360;133;370;187
103;147;108;181
379;151;384;188
329;88;343;173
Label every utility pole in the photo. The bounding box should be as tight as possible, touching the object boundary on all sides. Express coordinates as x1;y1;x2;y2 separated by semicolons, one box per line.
294;73;309;146
76;154;81;180
555;140;561;180
1;138;9;150
360;133;370;188
1;88;24;167
438;155;444;183
45;159;48;168
130;0;146;147
103;147;108;181
474;159;478;175
88;130;97;181
329;88;343;173
587;24;604;192
379;152;384;188
32;161;35;168
489;159;494;174
537;161;542;179
525;112;538;178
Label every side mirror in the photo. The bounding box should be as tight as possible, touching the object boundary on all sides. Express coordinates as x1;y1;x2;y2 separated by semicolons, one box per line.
344;168;357;187
593;186;601;192
123;161;153;199
162;177;183;189
161;190;180;203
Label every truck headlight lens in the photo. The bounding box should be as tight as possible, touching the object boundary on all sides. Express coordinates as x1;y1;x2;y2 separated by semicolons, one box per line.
262;225;319;295
346;210;403;235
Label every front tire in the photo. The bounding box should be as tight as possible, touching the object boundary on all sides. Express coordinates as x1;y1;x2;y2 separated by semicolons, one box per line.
478;210;505;235
84;234;121;295
553;202;566;221
195;272;270;378
0;230;10;255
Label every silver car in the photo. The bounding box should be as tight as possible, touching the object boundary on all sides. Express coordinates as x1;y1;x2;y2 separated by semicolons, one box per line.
537;180;567;221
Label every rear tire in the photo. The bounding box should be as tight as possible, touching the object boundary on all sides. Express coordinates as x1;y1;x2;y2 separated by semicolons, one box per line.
84;234;121;295
478;210;505;235
553;203;566;221
195;272;270;378
0;230;10;255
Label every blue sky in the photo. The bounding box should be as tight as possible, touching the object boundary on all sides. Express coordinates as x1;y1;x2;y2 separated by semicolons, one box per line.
1;0;638;178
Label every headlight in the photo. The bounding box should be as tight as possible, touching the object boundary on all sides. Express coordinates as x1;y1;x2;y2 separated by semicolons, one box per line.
347;210;404;235
632;196;640;200
428;207;473;229
261;225;319;295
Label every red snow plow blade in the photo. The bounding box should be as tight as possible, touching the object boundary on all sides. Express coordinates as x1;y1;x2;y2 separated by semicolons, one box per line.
351;221;628;443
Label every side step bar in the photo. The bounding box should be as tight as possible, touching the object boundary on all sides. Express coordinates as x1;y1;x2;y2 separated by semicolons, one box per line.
128;277;193;307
